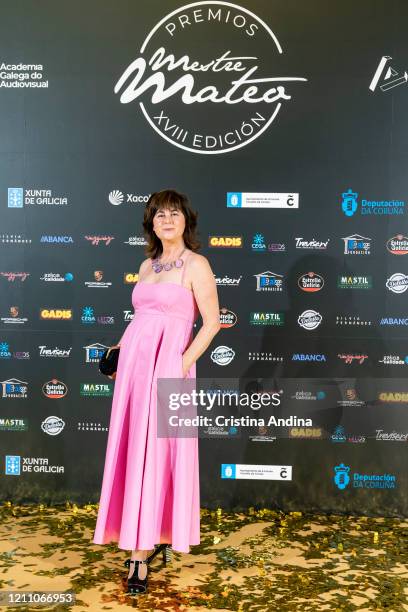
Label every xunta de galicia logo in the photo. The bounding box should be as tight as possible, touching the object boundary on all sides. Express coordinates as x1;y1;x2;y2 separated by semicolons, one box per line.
114;1;307;154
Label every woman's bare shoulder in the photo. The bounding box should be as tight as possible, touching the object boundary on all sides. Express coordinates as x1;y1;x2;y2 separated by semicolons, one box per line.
188;251;214;275
138;257;152;276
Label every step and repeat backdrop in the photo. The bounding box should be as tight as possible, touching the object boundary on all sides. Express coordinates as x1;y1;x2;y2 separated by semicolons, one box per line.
1;0;407;515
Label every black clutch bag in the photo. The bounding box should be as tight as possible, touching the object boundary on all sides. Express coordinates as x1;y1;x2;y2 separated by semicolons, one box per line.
99;346;120;376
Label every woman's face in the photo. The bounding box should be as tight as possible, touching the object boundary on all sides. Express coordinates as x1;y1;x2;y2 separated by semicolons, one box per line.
153;206;186;242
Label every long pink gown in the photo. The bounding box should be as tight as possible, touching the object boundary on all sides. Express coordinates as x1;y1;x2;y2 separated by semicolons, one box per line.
92;254;200;553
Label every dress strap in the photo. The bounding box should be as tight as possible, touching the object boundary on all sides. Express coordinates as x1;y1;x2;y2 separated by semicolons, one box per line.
180;250;190;288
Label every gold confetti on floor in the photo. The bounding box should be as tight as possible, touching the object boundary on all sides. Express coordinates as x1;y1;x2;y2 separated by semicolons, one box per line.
0;502;407;611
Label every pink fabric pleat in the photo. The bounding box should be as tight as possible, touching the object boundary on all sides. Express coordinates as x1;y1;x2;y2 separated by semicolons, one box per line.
92;279;200;553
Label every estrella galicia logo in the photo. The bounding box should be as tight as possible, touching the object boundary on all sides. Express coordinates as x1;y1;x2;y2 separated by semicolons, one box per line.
221;463;236;479
8;188;24;208
5;455;21;475
333;463;350;489
341;189;358;217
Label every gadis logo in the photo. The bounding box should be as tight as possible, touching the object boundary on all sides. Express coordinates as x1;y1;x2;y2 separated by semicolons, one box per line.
114;1;307;154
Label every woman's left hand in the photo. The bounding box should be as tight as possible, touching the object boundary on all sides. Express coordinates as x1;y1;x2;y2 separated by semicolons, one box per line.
181;355;189;378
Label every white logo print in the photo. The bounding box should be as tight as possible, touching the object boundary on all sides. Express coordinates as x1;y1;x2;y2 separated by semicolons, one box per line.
298;310;322;330
369;56;408;92
211;345;235;365
109;190;124;205
114;1;307;154
386;273;408;294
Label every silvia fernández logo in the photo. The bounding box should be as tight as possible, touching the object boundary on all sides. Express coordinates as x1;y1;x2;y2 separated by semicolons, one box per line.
114;1;307;154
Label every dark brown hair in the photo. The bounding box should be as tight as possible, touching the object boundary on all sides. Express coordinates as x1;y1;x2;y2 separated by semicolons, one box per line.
143;189;201;259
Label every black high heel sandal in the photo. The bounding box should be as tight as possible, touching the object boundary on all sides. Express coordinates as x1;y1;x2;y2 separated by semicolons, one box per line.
124;558;148;594
146;543;172;565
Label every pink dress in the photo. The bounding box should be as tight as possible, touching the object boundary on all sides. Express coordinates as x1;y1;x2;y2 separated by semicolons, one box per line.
92;253;200;553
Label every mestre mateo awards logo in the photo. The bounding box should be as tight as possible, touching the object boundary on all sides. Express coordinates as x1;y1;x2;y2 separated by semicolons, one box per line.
113;1;307;154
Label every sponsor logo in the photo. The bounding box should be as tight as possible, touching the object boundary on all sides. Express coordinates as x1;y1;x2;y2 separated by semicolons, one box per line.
221;463;292;480
40;235;74;244
331;426;366;444
84;271;112;288
341;188;405;216
84;235;114;246
342;234;371;255
378;392;408;403
42;379;68;399
77;421;109;432
0;62;48;89
295;237;329;250
208;235;243;247
291;390;326;400
1;306;28;325
0;418;28;432
125;273;139;284
40;308;72;320
337;388;365;408
219;308;237;328
250;311;284;326
39;345;72;358
379;355;408;365
0;344;29;360
386;234;408;255
80;383;113;397
379;317;408;326
338;354;368;364
5;456;64;475
81;307;114;325
369;55;408;93
41;416;65;436
334;463;396;490
297;310;322;330
125;235;148;246
0;272;30;282
124;310;134;322
83;343;108;363
215;275;242;287
0;234;31;244
8;188;68;207
40;272;73;283
227;192;299;208
251;233;286;252
298;272;324;292
211;345;235;365
114;2;307;154
292;353;326;362
376;429;408;442
337;275;372;289
336;315;372;326
108;190;150;205
248;352;283;362
1;378;28;398
289;427;323;438
386;273;408;293
254;271;283;292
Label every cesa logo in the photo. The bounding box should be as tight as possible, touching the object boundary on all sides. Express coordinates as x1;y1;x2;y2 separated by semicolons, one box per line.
113;1;307;154
40;308;72;320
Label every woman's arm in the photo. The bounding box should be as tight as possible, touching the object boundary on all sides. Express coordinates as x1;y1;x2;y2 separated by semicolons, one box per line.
182;254;221;375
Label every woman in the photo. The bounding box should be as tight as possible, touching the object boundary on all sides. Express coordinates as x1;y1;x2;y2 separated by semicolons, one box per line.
92;189;221;594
